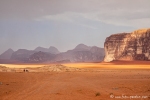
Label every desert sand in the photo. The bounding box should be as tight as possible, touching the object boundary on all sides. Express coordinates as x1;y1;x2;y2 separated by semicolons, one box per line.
0;61;150;100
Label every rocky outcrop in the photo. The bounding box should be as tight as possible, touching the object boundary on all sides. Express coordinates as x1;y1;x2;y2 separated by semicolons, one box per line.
104;28;150;62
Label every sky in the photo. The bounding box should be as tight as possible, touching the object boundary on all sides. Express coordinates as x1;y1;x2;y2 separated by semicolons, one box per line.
0;0;150;54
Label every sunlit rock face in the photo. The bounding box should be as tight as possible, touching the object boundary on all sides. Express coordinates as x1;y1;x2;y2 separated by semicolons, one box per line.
104;29;150;62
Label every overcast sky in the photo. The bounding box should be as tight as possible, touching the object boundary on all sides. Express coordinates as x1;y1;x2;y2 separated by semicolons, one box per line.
0;0;150;54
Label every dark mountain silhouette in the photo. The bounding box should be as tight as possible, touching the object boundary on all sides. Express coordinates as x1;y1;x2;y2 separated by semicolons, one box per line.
10;49;36;62
90;46;104;56
73;44;91;51
0;44;104;63
34;46;59;54
0;59;20;64
49;46;60;54
29;51;55;63
54;44;104;63
0;49;14;59
34;47;49;52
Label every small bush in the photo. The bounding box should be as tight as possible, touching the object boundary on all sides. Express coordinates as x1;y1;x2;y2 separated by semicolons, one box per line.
148;95;150;99
95;92;100;96
110;93;113;95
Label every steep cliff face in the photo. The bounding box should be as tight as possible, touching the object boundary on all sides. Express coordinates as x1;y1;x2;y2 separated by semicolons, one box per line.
104;28;150;62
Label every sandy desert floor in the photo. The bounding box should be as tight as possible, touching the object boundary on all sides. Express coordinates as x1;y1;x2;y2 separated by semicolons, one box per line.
0;61;150;100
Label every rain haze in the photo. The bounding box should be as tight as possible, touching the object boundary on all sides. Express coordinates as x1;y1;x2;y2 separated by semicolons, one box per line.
0;0;150;54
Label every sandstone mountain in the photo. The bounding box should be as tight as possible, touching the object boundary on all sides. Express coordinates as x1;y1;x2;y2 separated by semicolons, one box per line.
29;51;55;63
28;44;104;63
104;28;150;62
10;46;59;62
34;47;50;53
73;44;91;51
54;44;104;63
10;49;36;62
49;46;60;54
0;44;104;63
0;49;14;59
34;46;60;54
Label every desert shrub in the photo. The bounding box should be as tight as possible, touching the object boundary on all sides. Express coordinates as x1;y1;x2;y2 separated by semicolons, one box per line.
109;93;113;95
148;95;150;99
95;92;100;96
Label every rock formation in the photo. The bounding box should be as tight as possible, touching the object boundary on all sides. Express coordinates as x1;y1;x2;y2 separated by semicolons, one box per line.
49;46;60;54
29;45;104;63
34;46;60;54
104;28;150;62
73;43;91;51
34;47;50;53
0;44;104;63
29;51;55;63
0;49;14;59
55;44;104;63
11;49;36;62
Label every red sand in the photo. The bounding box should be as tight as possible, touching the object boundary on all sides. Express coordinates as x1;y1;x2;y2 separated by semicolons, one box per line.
0;62;150;100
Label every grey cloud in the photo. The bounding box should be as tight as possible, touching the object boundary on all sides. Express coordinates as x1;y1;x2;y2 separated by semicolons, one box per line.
0;0;150;20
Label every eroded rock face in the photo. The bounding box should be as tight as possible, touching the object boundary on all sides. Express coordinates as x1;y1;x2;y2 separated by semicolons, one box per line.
104;29;150;62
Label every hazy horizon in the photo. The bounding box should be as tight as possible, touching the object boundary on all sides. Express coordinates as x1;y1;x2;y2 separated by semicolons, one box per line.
0;0;150;54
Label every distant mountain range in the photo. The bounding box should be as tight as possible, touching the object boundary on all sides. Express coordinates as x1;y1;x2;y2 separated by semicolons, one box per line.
0;44;104;63
34;46;60;54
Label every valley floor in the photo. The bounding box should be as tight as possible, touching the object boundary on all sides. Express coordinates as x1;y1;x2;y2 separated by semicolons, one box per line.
0;62;150;100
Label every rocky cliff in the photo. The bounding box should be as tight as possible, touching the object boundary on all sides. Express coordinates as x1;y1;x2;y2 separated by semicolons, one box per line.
104;28;150;62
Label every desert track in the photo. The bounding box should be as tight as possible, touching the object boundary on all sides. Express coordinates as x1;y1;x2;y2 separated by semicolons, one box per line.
0;62;150;100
